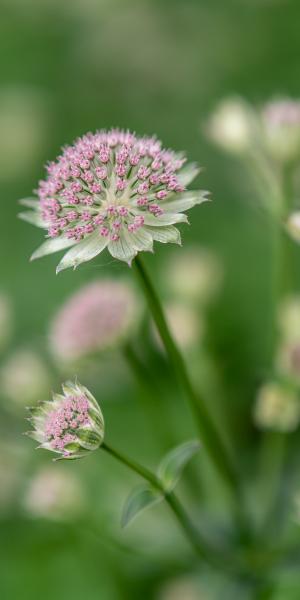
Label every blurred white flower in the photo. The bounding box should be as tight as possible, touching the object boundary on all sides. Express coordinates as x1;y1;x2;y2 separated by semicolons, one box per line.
254;381;300;432
286;212;300;244
262;98;300;163
153;302;203;352
0;293;13;352
293;490;300;524
158;576;207;600
49;280;140;363
278;296;300;343
0;348;51;407
206;98;255;154
164;247;223;305
0;86;49;181
277;340;300;382
23;467;85;520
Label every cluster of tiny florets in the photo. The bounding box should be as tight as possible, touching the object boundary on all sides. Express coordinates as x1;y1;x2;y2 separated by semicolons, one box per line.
38;129;186;244
44;394;89;455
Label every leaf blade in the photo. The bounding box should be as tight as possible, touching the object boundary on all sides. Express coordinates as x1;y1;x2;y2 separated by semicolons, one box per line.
158;440;201;492
121;484;163;528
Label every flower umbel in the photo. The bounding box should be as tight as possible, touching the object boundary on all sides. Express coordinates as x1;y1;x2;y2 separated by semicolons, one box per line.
19;129;208;270
26;381;104;459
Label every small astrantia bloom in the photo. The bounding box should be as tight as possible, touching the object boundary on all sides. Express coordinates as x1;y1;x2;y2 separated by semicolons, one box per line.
26;381;104;460
19;129;208;271
49;280;139;362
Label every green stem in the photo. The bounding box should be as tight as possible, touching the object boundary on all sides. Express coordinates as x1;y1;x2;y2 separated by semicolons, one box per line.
257;167;293;537
122;343;174;449
101;442;229;569
133;255;240;500
257;431;286;533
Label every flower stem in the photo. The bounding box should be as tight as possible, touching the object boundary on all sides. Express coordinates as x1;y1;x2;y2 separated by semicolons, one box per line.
122;342;177;450
258;170;293;534
133;255;240;499
101;441;232;570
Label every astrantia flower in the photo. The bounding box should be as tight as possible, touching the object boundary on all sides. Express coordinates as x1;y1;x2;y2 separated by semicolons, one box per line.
19;129;208;271
49;280;139;362
26;381;104;460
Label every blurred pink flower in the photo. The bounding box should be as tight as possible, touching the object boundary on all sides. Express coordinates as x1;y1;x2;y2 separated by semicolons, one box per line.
50;280;138;362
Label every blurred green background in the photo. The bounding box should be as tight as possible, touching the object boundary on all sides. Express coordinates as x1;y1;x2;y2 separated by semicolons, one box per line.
1;0;300;598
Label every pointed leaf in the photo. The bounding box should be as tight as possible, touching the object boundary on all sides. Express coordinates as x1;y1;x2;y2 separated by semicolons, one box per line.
108;230;137;264
76;428;101;450
31;236;76;260
163;190;210;213
56;231;108;273
158;440;201;491
127;227;153;252
145;225;181;245
139;212;188;227
121;484;163;528
177;163;201;186
19;197;39;209
18;211;47;228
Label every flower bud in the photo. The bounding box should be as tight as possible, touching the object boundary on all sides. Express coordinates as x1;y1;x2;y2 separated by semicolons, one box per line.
254;381;300;432
26;380;104;460
206;98;255;154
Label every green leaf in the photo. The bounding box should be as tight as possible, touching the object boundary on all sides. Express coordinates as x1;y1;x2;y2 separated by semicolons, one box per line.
76;428;101;450
157;440;201;491
56;231;108;273
121;484;163;528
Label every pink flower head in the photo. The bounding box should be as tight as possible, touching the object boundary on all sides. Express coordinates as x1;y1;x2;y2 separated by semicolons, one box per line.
49;280;139;362
26;380;104;460
19;129;208;271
